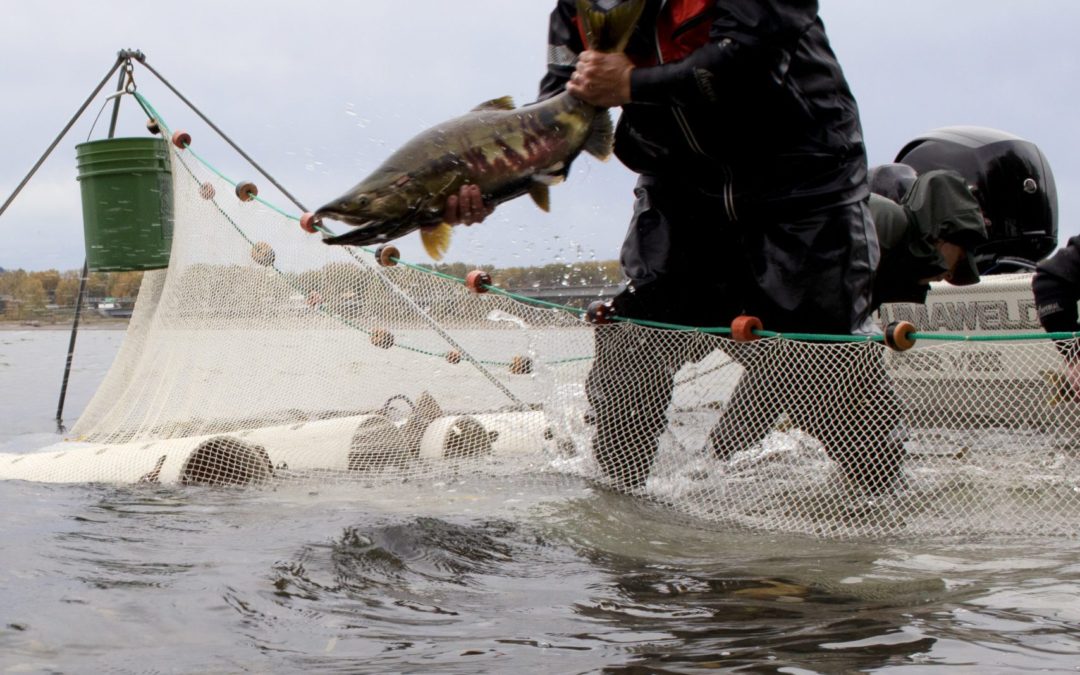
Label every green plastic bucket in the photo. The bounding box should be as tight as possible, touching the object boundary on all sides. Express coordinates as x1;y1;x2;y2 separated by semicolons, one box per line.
75;137;173;271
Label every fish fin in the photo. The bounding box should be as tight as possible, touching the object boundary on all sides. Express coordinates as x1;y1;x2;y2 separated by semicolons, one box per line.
528;181;551;212
534;172;565;187
420;223;453;261
576;0;647;53
471;96;516;112
583;109;614;160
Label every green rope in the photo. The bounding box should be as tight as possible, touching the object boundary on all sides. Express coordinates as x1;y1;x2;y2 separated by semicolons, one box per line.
134;92;166;131
138;93;300;221
137;92;1080;349
754;330;881;343
485;285;589;315
910;330;1080;342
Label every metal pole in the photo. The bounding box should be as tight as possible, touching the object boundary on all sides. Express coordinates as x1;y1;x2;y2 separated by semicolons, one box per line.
55;261;89;432
55;63;130;432
136;60;310;212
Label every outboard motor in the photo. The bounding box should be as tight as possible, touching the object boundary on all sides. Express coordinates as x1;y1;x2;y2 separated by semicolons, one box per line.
895;126;1058;273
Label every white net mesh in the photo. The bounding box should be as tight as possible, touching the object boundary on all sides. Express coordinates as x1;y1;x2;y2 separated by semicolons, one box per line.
3;129;1079;540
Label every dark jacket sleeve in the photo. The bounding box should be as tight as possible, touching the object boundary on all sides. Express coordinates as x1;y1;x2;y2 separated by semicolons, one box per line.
1033;236;1080;336
538;0;585;101
631;1;820;109
869;194;933;308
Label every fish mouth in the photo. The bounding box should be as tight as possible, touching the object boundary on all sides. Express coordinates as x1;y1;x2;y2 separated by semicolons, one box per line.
314;209;380;247
316;203;423;247
314;207;374;228
321;226;395;247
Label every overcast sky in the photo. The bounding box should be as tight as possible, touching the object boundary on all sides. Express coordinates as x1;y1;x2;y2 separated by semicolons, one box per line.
2;1;1077;271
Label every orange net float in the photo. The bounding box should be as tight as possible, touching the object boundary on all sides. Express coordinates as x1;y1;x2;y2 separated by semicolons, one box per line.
299;212;321;234
198;182;216;200
585;300;615;325
250;242;275;267
465;270;492;294
884;321;918;352
146;118;161;135
445;350;463;364
235;181;258;202
370;329;395;350
375;245;400;267
509;355;533;375
171;130;191;149
731;315;763;342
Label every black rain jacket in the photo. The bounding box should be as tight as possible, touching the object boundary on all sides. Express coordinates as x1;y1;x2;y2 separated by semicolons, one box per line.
1034;236;1080;335
540;0;869;220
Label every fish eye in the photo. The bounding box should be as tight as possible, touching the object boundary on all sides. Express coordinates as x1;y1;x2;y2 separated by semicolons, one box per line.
355;195;371;209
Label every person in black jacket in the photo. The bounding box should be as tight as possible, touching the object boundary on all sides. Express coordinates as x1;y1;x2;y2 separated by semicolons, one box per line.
1033;238;1080;380
1034;239;1080;336
545;0;884;490
448;1;880;490
708;167;988;486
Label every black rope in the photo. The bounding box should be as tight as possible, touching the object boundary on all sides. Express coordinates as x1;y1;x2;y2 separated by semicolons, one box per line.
0;55;125;221
136;60;310;213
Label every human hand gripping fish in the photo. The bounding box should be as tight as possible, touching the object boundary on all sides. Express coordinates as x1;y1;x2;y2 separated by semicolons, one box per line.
314;0;645;260
567;50;634;108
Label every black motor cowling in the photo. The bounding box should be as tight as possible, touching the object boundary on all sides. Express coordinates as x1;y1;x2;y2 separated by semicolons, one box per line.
895;126;1058;270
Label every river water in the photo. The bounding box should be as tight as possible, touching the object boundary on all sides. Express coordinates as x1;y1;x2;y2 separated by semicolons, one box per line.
2;329;1079;673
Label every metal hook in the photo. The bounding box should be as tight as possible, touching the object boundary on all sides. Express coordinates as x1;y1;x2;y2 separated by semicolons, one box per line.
123;60;137;94
104;60;137;98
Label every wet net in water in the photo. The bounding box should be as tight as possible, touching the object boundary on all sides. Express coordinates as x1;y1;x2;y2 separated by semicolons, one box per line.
4;116;1079;541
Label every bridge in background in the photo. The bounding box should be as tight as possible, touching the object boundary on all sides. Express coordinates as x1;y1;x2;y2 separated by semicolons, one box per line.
507;283;620;308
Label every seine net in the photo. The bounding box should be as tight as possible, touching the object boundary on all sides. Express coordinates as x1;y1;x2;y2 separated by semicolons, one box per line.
3;127;1079;540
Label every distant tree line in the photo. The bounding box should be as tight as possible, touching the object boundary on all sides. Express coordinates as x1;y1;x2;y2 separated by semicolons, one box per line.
0;269;143;320
0;260;624;321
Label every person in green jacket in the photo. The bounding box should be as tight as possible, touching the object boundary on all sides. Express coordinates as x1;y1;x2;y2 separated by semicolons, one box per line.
869;166;986;303
707;166;987;492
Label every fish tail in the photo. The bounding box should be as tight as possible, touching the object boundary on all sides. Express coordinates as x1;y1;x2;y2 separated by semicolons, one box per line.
576;0;647;53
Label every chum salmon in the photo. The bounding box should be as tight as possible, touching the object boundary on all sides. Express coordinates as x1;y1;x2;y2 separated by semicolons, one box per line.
314;0;646;259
